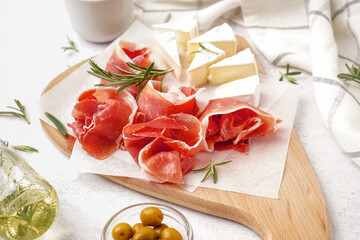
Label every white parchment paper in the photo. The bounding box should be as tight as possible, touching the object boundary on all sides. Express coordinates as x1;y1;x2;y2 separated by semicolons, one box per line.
39;21;299;198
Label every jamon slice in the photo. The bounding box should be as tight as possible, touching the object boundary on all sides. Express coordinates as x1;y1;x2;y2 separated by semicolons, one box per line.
138;138;185;184
104;44;133;78
119;40;152;68
69;88;137;159
137;80;201;121
123;116;186;162
199;97;280;153
102;41;152;96
123;113;204;183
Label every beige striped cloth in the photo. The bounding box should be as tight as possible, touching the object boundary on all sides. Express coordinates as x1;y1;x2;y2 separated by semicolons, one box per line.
134;0;360;167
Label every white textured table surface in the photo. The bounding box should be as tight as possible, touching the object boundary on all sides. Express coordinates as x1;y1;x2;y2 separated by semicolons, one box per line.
0;1;359;239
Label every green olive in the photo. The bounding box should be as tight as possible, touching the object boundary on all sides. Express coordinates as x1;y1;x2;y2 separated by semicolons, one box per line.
132;226;157;240
133;223;145;232
112;222;134;240
160;228;182;240
153;223;168;236
140;207;164;226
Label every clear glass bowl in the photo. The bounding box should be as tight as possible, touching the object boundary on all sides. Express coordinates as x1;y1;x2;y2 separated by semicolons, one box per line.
101;203;193;240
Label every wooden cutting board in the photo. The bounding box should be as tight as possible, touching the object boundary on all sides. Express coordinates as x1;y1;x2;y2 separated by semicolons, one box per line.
40;36;332;240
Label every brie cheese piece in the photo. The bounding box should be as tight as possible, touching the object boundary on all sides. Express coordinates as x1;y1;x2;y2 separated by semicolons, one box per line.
214;75;260;107
186;43;225;87
154;32;181;78
186;23;236;62
208;48;258;85
153;19;198;51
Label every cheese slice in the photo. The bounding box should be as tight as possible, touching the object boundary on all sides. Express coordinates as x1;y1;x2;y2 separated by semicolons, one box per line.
208;48;258;85
186;43;225;87
154;32;181;78
186;23;236;62
153;19;198;51
214;75;260;107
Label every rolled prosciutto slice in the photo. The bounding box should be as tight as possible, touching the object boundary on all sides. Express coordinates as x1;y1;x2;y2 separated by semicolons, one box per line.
123;113;204;183
137;80;201;121
69;88;137;159
199;98;281;153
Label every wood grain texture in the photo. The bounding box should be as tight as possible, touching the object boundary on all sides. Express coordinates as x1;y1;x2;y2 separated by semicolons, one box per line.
41;35;332;240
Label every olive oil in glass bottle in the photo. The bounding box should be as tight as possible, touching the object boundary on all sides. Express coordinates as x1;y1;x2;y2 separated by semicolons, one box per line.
0;143;58;240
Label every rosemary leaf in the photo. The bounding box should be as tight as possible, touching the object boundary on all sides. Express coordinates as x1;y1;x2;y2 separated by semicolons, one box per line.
338;63;360;85
279;64;302;85
160;74;165;92
287;77;298;85
164;12;172;23
44;112;67;136
12;145;39;152
212;164;217;183
287;72;302;75
200;168;212;182
214;160;233;166
0;99;30;124
192;162;212;172
62;35;79;53
190;43;220;55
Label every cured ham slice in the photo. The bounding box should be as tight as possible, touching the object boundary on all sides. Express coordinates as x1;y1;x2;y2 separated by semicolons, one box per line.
104;44;133;77
102;41;152;96
199;98;280;153
137;80;201;121
119;40;152;68
69;88;137;159
123;113;204;183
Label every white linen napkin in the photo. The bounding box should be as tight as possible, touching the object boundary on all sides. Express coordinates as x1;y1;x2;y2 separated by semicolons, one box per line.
134;0;360;167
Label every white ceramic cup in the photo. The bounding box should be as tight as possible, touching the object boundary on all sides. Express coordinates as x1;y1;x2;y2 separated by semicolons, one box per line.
64;0;134;43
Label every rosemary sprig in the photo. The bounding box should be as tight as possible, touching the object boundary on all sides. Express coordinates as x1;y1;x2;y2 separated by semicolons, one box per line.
190;43;220;55
337;63;360;85
44;112;67;136
88;60;174;100
0;99;30;124
279;63;301;84
192;159;232;183
12;145;38;152
164;12;172;23
62;35;79;53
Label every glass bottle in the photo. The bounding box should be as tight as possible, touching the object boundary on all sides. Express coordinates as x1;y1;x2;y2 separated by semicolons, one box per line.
0;140;58;240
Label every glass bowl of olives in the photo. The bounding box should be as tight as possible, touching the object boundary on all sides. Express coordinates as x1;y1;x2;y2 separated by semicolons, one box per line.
101;202;193;240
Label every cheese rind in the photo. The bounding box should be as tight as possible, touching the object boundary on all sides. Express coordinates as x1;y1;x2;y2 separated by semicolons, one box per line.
153;19;198;51
154;32;181;78
186;23;236;62
186;43;225;87
214;75;260;107
208;48;258;85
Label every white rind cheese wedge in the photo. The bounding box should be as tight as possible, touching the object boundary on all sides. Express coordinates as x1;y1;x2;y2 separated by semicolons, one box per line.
214;75;260;107
154;32;181;78
186;23;236;62
208;48;258;85
153;19;198;51
187;43;225;87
